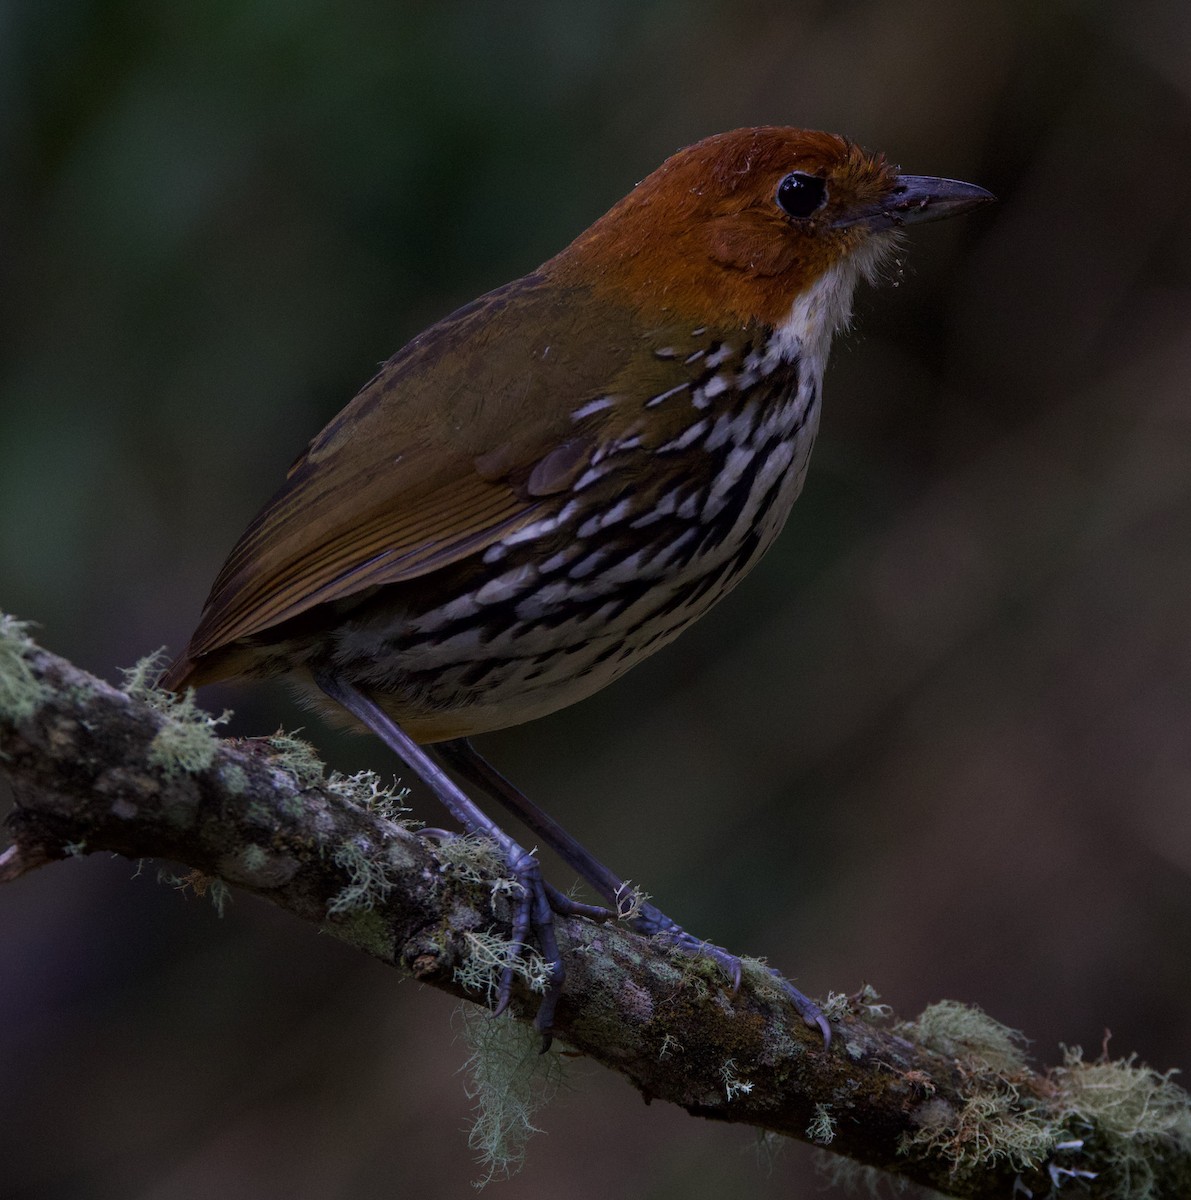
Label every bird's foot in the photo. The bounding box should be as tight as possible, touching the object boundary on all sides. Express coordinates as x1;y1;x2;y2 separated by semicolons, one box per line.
629;902;831;1046
492;843;563;1041
422;828;613;1045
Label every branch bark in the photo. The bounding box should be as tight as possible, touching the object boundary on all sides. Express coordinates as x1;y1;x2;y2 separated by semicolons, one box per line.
2;617;1189;1199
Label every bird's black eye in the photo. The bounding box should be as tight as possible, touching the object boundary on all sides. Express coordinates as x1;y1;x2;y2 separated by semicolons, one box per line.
776;172;827;220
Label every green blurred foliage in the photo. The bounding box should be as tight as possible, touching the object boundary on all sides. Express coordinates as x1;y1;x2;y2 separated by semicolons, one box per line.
3;1;1191;1197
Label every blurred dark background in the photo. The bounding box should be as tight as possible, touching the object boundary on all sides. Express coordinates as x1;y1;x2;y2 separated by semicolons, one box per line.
3;1;1191;1196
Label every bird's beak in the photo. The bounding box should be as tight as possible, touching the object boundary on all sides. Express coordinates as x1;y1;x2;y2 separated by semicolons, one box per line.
834;175;996;229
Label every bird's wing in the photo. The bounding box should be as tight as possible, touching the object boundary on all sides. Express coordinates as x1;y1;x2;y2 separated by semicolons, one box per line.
175;273;649;671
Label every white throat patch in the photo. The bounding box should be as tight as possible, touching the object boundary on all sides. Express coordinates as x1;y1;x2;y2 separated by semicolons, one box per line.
766;233;897;378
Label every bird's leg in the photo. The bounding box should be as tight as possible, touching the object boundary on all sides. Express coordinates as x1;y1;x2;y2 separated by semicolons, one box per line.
434;738;659;921
314;673;575;1037
433;738;831;1045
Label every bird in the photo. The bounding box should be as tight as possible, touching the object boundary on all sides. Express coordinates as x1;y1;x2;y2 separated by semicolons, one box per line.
162;126;993;1042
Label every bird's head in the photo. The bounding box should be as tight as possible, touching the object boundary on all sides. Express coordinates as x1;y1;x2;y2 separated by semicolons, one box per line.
552;126;993;335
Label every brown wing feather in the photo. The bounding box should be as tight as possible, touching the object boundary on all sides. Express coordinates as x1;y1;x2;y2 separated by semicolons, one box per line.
184;472;541;662
167;272;634;686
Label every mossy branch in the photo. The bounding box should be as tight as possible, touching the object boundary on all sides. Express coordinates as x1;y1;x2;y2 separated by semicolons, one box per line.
2;616;1189;1199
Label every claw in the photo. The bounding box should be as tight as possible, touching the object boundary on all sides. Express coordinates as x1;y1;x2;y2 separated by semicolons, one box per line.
628;900;830;1047
492;969;515;1018
484;844;566;1037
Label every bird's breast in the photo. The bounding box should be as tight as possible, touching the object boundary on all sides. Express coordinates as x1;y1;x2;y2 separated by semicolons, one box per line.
332;336;823;737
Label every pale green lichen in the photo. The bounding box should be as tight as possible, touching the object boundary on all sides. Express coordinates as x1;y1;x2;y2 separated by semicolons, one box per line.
720;1058;755;1101
831;1000;1191;1197
1048;1046;1191;1199
853;983;893;1020
330;769;411;820
265;731;327;788
437;832;507;884
896;1004;1191;1194
896;1004;1191;1192
613;880;648;921
454;929;551;1004
897;1001;1052;1180
326;838;395;915
146;706;228;777
458;1004;564;1187
900;999;1030;1075
265;731;411;820
120;650;173;704
122;651;230;778
823;990;851;1022
665;947;726;1001
902;1082;1055;1178
437;833;523;906
0;614;50;720
808;1102;837;1145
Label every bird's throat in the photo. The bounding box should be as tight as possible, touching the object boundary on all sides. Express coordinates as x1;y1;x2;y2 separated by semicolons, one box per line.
768;236;894;375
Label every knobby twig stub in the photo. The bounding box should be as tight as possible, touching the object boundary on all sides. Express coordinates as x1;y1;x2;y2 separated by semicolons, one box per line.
1;615;1189;1199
